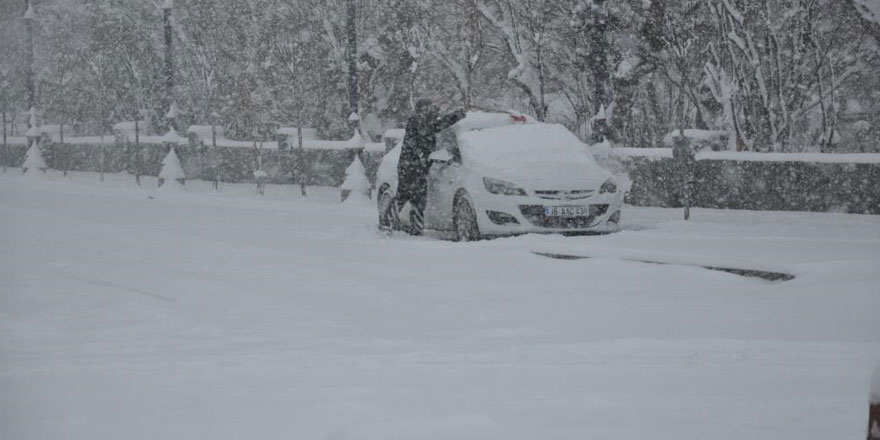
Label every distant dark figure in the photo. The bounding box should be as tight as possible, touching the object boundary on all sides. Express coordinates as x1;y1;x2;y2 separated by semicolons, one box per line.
396;98;465;231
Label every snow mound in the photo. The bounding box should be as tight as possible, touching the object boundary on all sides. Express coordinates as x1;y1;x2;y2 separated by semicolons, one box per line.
325;415;501;440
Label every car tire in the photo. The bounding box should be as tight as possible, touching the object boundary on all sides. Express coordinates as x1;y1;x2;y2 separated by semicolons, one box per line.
454;195;480;242
378;190;398;231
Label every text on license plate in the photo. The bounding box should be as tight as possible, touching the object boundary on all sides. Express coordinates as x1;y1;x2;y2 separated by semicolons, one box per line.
544;206;590;217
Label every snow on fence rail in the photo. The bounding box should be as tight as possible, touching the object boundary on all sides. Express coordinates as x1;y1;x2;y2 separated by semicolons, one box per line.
4;137;29;145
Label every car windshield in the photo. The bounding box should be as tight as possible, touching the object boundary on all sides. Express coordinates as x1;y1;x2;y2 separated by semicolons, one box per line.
457;123;598;169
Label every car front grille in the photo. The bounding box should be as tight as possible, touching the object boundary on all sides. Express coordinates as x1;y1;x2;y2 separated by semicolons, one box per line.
519;204;609;229
533;190;595;200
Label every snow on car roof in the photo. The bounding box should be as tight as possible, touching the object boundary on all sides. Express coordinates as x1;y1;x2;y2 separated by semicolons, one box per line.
452;111;534;134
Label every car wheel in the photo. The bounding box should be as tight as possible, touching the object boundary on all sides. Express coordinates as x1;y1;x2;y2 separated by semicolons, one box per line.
454;195;480;242
378;190;398;230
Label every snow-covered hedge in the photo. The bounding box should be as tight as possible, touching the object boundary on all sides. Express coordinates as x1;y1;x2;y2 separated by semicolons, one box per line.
3;138;877;212
595;148;880;214
0;140;384;187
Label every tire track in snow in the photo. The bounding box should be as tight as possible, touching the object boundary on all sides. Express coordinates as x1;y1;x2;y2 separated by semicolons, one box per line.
63;274;177;303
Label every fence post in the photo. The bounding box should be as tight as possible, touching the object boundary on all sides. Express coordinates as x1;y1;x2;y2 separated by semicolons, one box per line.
134;119;141;185
99;131;106;182
2;110;6;172
59;122;67;177
672;128;695;220
298;126;307;197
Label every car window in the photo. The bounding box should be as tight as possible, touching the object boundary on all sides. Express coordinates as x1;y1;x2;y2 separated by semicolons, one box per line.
437;128;461;162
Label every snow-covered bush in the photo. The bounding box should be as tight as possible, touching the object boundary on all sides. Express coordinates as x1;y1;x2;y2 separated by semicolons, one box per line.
162;128;187;145
158;148;186;188
22;140;47;174
340;154;370;202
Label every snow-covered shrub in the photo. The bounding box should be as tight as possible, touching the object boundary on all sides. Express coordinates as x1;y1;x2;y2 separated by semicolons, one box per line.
340;154;370;202
22;140;47;174
158;148;186;188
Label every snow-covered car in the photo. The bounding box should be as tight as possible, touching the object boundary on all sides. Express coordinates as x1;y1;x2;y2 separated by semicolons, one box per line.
376;111;624;241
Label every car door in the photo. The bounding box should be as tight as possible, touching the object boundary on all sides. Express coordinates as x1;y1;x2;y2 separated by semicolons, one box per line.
425;129;464;231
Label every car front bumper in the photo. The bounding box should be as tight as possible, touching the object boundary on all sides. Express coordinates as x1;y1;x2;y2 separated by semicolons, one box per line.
473;192;624;236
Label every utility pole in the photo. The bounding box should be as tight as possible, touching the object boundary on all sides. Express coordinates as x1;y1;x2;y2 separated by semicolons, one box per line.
346;0;358;119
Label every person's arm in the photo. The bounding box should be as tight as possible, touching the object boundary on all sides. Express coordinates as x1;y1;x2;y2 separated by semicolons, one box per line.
430;109;466;133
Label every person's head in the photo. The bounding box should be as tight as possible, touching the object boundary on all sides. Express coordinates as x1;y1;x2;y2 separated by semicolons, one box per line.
415;98;439;119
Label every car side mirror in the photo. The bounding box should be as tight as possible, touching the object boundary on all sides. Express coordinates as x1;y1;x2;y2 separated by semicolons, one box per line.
429;149;454;164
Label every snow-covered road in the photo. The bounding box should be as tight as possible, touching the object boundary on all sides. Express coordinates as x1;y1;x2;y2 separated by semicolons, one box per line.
1;172;878;439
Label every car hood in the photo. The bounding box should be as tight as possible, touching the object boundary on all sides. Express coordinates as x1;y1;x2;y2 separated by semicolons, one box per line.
473;159;611;191
459;123;612;190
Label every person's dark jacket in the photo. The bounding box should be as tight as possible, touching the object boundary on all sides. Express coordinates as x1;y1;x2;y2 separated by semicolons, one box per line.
396;110;466;208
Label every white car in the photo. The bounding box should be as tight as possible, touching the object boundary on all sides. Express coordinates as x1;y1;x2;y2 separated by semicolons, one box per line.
376;112;624;241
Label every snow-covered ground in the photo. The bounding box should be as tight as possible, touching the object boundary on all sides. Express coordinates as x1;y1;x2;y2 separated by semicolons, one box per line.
1;171;878;440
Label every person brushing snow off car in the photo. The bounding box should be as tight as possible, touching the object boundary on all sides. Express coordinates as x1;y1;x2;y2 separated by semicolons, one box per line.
395;98;466;234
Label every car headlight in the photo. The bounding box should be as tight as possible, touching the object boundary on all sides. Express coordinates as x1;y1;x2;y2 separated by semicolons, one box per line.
599;178;617;194
483;177;527;196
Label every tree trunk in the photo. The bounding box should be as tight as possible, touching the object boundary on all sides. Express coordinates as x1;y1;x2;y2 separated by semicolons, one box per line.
346;0;358;116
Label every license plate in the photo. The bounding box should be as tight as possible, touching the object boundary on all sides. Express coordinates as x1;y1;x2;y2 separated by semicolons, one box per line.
544;206;589;217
